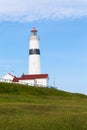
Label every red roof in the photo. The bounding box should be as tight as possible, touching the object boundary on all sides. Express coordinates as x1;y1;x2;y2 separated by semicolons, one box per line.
31;27;37;33
13;74;48;82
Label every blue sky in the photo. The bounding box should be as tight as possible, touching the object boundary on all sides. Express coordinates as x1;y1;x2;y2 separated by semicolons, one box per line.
0;0;87;95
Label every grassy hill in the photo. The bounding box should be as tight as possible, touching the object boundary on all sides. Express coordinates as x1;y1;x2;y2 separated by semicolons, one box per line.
0;82;87;130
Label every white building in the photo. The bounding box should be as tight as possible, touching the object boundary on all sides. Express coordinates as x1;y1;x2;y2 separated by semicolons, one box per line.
0;73;14;83
13;74;48;87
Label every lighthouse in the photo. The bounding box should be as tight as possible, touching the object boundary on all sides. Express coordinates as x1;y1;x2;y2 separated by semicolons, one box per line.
1;27;49;87
12;27;48;87
29;27;41;74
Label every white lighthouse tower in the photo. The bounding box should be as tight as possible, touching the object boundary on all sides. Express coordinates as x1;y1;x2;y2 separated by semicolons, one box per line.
29;27;41;74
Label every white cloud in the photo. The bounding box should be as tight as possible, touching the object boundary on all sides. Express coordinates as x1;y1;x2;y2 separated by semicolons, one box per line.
0;0;87;22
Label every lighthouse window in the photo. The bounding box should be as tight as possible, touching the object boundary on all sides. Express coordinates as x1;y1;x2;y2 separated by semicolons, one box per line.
29;49;40;55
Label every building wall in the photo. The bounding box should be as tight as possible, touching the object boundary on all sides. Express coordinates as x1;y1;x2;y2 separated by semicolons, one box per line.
19;78;48;87
36;79;48;87
19;79;34;86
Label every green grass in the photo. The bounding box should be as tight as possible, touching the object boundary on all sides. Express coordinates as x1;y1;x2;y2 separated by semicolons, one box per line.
0;82;87;130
